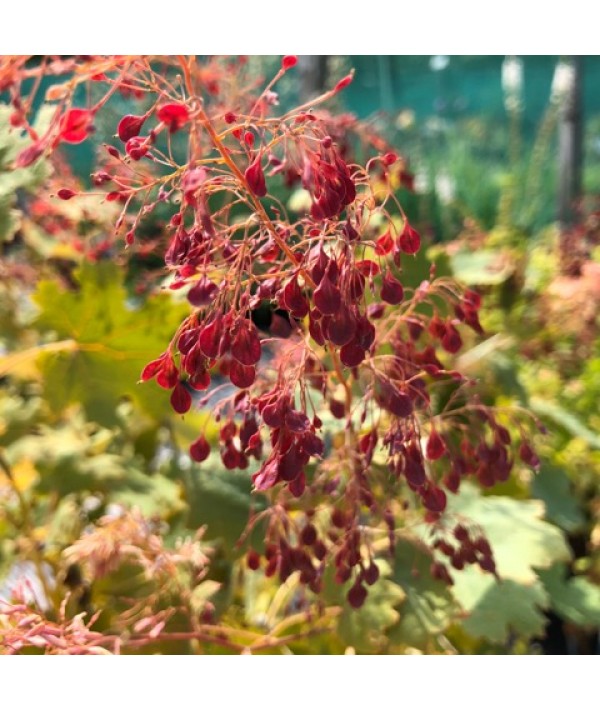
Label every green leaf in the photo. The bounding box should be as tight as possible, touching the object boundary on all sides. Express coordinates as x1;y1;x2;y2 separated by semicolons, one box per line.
531;464;585;533
33;261;188;426
530;397;600;450
0;393;45;447
323;559;405;653
446;483;571;584
539;564;600;628
0;203;20;243
456;575;549;643
8;419;184;518
183;453;266;551
388;537;458;650
447;484;571;643
449;249;514;286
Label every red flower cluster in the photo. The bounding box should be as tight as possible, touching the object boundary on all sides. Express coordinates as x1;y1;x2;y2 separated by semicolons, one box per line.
3;56;540;609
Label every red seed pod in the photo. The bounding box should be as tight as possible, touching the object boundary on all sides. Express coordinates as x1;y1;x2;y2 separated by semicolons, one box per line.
220;420;237;442
157;102;190;132
478;556;497;576
340;340;365;367
363;562;380;586
313;540;327;561
329;399;346;419
334;72;354;93
404;443;426;487
59;108;94;144
246;549;261;570
199;318;224;358
125;136;148;161
347;580;367;609
229;360;256;389
421;485;447;513
187;278;218;307
57;188;76;201
262;399;286;428
441;322;462;354
231;321;262;366
245;155;267;197
495;425;512;446
92;171;112;186
170;382;192;414
219;443;239;470
367;303;385;320
279;445;309;482
346;269;365;301
454;524;470;542
375;230;394;256
473;537;492;556
281;55;298;70
355;260;379;278
117;114;146;142
224;111;237;124
284;409;310;433
288;470;306;497
426;429;446;460
252;459;279;491
313;274;341;315
282;276;309;318
519;442;540;470
190;435;211;462
156;360;179;389
450;551;465;570
331;509;347;528
463;289;482;310
309;247;329;285
326;309;356;347
189;369;211;391
300;524;317;546
140;355;166;382
398;221;421;255
380;271;404;305
377;384;413;419
443;470;460;494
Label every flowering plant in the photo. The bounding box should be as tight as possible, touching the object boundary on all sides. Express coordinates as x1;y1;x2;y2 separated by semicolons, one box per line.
0;56;544;653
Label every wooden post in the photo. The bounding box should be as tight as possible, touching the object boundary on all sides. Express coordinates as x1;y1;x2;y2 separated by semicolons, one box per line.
557;56;583;227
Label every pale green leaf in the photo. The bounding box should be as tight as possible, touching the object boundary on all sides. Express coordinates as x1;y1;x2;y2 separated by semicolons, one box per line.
446;483;571;584
530;397;600;450
388;537;458;650
323;559;405;653
455;573;549;643
33;262;188;425
531;464;585;533
539;564;600;628
449;249;514;286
